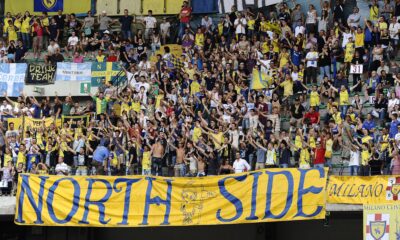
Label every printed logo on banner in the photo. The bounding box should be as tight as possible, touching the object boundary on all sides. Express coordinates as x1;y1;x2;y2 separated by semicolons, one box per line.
366;214;390;240
386;177;400;201
34;0;63;12
43;0;56;9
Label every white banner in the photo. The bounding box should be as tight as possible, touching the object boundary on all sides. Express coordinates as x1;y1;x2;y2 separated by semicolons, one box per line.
0;63;26;97
56;62;92;81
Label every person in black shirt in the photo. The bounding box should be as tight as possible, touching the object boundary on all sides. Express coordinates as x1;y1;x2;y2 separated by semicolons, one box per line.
55;10;66;46
333;0;345;24
369;153;383;175
119;9;134;40
290;97;306;127
14;40;27;63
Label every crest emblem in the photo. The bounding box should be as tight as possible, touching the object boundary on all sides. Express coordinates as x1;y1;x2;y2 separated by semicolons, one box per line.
43;0;56;9
370;221;386;240
391;184;400;196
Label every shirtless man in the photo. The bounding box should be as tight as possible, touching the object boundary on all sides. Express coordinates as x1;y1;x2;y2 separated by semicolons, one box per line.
168;141;187;177
151;138;165;176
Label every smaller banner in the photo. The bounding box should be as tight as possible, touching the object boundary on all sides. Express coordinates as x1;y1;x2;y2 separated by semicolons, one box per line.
26;64;56;84
91;62;123;87
350;64;363;74
24;117;61;132
363;204;400;240
61;114;90;128
0;63;26;97
34;0;63;12
327;176;400;204
56;63;91;81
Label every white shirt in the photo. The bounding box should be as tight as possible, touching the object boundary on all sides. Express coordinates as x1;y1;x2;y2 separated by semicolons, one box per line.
233;158;251;173
68;36;79;46
47;43;60;55
201;17;213;29
295;25;306;37
234;18;247;34
306;51;318;68
0;104;12;113
349;150;360;166
144;16;157;29
342;32;354;48
347;13;361;28
55;162;69;176
389;22;400;39
160;22;171;35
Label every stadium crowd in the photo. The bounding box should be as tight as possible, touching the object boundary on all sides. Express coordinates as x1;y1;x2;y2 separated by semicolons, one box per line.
1;0;400;196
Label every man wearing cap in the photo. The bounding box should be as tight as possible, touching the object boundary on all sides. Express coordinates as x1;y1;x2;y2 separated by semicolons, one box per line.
99;11;115;35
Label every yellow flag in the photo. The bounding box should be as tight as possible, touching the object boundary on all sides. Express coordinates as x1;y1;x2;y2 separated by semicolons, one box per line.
250;68;271;90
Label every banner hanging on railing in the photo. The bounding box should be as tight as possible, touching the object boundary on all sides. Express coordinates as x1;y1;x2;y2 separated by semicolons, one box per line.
26;64;56;84
327;176;400;204
91;62;123;87
0;63;26;97
56;63;92;81
61;114;90;128
15;168;328;227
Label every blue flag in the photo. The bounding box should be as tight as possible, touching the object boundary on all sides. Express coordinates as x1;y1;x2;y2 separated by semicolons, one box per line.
34;0;63;12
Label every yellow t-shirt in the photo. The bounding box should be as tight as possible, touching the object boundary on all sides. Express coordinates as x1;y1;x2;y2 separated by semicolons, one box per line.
279;52;289;68
370;6;379;21
211;132;224;148
332;112;342;125
142;151;151;170
96;55;105;62
299;148;310;166
294;135;302;150
41;17;49;27
192;127;202;142
17;152;26;166
3;17;12;32
7;25;18;43
260;21;269;32
381;134;389;152
325;139;333;158
280;80;293;97
355;32;364;48
4;154;12;165
361;150;370;166
218;23;223;35
155;95;164;108
21;17;31;33
339;90;349;105
190;81;200;95
195;33;204;47
110;151;118;167
247;19;255;30
131;101;141;113
309;137;316;149
309;91;320;107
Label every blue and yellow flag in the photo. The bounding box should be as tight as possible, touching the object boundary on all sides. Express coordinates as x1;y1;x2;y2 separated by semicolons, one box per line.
250;68;271;90
91;62;123;87
34;0;63;12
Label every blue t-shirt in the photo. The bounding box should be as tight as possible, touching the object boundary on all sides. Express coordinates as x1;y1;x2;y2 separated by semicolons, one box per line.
93;146;109;163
